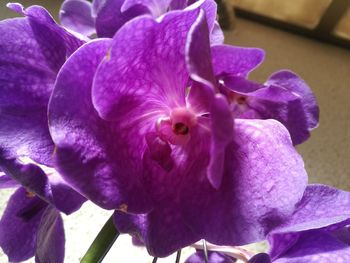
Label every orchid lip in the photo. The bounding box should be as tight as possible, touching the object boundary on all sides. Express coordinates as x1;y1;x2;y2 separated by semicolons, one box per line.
173;122;189;135
156;107;198;146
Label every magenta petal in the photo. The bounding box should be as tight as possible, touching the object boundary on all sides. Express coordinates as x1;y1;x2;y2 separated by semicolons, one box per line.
49;39;152;212
207;94;233;189
210;21;224;45
186;8;217;89
211;45;265;77
60;0;95;36
188;0;217;32
93;10;200;120
181;119;307;245
0;187;47;262
93;1;217;120
35;207;65;263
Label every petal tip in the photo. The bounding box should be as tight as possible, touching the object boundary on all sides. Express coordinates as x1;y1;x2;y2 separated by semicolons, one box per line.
6;2;24;15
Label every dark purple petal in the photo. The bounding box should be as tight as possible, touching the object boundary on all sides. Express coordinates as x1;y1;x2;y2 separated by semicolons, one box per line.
271;184;350;234
268;232;300;261
0;154;53;202
0;174;19;189
0;17;55;165
121;0;172;16
211;45;265;77
35;207;65;263
132;236;145;247
185;250;235;263
7;3;84;57
266;70;319;143
222;76;310;145
0;154;85;214
333;226;350;246
95;0;148;37
274;230;350;263
49;172;86;215
268;184;350;259
49;39;151;212
248;253;271;263
0;187;47;262
181;119;307;246
0;4;84;165
60;0;95;36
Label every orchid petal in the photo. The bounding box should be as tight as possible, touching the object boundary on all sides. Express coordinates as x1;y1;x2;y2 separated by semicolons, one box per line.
35;207;65;263
60;0;95;36
0;187;47;262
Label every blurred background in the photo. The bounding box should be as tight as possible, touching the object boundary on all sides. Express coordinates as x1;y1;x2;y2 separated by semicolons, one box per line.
0;0;350;262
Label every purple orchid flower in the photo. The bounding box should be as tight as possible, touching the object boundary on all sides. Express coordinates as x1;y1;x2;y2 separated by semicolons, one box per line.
0;162;85;263
49;1;307;257
59;0;223;43
185;184;350;263
186;9;319;145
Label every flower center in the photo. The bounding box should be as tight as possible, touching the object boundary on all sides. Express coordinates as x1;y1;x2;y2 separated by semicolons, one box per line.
173;122;189;135
236;96;247;105
227;91;247;106
157;108;197;145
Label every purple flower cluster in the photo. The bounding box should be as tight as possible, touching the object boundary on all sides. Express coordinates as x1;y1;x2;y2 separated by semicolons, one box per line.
0;0;348;262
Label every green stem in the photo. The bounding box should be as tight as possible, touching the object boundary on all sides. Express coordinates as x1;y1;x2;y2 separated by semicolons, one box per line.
80;215;120;263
